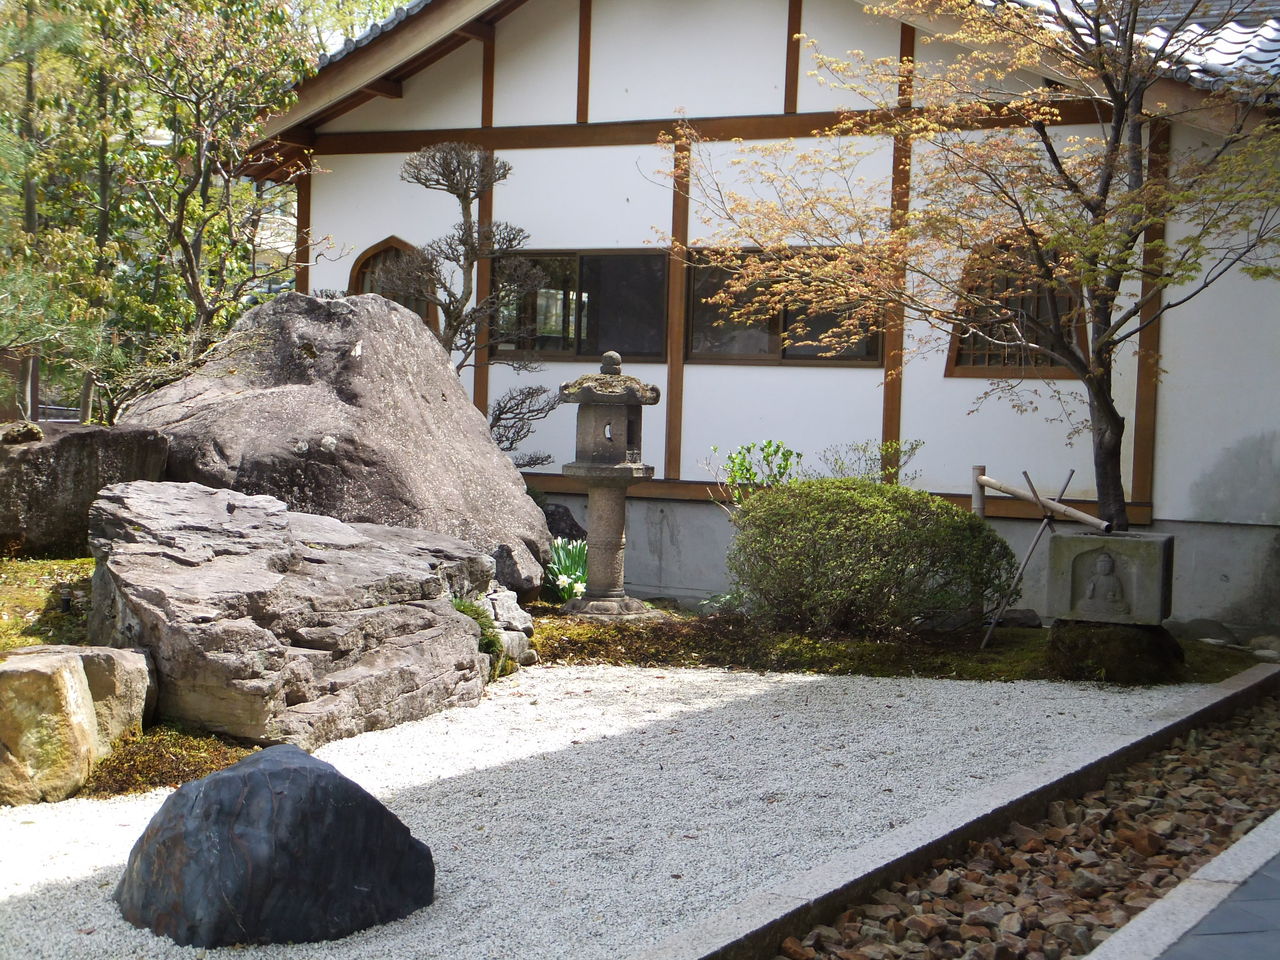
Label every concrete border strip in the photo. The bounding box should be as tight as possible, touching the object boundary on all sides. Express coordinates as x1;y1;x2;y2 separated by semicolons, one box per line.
629;664;1280;960
1085;808;1280;960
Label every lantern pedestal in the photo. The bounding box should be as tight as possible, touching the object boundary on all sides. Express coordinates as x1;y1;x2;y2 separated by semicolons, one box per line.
557;352;665;622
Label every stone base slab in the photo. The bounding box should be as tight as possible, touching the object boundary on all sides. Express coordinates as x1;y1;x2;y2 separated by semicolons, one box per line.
559;596;668;622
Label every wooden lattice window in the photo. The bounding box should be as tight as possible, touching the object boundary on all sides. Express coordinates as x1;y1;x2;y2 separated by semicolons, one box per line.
348;237;436;329
946;245;1082;379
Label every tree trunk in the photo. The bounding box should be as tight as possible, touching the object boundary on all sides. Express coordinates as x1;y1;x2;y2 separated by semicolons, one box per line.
1089;391;1129;531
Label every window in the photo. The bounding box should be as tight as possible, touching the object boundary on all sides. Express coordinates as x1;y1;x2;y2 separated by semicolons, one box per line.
495;252;667;359
946;245;1082;378
348;237;435;328
687;262;882;364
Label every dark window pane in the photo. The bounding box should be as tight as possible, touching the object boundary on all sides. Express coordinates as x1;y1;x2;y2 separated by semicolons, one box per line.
688;264;776;357
578;254;667;358
495;256;577;352
783;307;879;360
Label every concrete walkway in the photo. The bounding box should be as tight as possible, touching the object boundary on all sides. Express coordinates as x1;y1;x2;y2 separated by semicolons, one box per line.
1087;810;1280;960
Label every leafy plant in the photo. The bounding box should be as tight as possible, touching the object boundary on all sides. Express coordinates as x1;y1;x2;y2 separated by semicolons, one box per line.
452;596;512;680
709;439;804;511
545;537;587;602
806;439;924;485
727;478;1017;638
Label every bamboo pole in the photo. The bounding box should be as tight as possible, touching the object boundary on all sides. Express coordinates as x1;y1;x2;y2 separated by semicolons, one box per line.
976;474;1111;533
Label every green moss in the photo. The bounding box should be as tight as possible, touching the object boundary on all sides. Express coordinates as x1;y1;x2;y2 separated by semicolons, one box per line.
0;557;95;653
452;596;512;680
82;723;256;797
533;615;1246;685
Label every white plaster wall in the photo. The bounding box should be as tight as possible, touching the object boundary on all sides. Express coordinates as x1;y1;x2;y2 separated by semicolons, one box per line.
687;136;894;243
796;0;904;113
317;42;483;133
898;321;1139;501
493;0;579;126
1153;129;1280;526
489;361;669;472
495;145;673;248
308;153;462;293
588;0;788;122
680;364;885;481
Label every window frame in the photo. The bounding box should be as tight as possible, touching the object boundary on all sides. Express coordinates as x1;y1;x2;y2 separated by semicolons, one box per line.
944;244;1085;380
491;249;669;363
684;256;885;368
348;235;439;333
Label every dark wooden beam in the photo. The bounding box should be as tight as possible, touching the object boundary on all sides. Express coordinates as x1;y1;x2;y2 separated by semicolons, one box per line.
456;21;495;42
361;77;403;98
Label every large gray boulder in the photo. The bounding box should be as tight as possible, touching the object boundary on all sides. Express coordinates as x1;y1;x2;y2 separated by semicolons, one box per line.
123;293;551;593
0;422;167;556
0;644;154;805
88;481;531;749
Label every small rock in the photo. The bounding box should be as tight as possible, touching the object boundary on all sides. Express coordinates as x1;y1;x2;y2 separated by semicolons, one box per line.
904;914;948;939
1;421;42;444
779;936;816;960
1070;869;1106;899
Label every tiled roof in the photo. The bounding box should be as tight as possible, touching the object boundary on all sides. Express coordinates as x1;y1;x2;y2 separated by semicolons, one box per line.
314;0;437;70
1017;0;1280;89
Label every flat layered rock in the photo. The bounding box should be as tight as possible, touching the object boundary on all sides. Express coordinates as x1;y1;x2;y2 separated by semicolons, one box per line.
88;481;529;749
123;293;550;593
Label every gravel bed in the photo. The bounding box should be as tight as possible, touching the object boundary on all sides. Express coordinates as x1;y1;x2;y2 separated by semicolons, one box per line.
775;696;1280;960
0;666;1203;960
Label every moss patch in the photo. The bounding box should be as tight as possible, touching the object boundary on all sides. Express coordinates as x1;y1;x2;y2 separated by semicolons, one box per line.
533;614;1251;685
0;557;95;654
82;723;256;797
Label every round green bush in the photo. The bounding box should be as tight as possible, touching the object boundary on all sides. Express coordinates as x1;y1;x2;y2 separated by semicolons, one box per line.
726;478;1018;637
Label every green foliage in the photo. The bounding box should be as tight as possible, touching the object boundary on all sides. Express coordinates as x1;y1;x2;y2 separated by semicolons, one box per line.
727;478;1017;637
452;596;512;680
711;439;804;508
545;537;587;602
82;723;255;797
807;438;924;485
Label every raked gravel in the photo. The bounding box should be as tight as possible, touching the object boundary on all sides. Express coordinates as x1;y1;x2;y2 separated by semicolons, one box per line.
0;665;1205;960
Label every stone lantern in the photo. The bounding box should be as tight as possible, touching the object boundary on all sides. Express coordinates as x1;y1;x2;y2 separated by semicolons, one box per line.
558;351;661;620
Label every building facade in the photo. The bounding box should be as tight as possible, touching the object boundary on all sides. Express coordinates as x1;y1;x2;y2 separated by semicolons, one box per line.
264;0;1280;626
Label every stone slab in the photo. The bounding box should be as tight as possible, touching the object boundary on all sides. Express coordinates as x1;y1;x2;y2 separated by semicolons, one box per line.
1046;531;1174;625
626;664;1280;960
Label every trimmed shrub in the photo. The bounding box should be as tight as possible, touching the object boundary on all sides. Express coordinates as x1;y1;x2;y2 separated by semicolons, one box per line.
726;478;1017;637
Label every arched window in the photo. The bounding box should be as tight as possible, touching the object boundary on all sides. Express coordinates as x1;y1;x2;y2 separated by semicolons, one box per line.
348;237;436;330
946;242;1082;378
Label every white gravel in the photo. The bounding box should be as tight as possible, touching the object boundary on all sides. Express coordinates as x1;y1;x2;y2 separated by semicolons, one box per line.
0;666;1204;960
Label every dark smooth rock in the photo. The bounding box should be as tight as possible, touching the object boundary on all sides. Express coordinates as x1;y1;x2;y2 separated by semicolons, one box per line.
0;422;166;556
543;502;586;540
1045;619;1186;684
115;745;434;947
123;293;550;593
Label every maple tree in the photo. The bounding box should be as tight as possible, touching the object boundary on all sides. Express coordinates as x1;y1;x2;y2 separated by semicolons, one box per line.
680;0;1280;528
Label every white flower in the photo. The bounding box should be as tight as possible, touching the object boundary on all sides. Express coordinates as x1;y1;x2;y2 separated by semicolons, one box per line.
556;574;571;588
571;581;586;597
